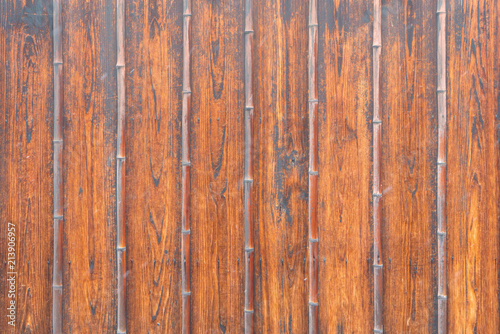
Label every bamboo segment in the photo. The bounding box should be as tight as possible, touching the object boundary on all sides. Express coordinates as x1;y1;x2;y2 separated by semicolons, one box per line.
372;0;383;332
244;0;254;332
182;0;192;332
436;0;447;332
116;0;126;332
308;0;318;333
53;0;63;332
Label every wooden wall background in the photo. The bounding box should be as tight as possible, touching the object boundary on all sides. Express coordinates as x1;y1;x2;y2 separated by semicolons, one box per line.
0;0;499;333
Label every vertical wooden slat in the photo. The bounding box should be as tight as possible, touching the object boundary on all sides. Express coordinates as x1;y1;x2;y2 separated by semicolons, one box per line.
436;0;447;332
253;0;309;332
116;0;126;332
244;0;255;332
182;0;192;332
0;1;53;332
53;0;63;332
62;0;117;331
380;0;438;332
190;0;245;332
372;0;382;332
125;0;183;332
308;0;318;333
447;0;500;332
316;0;373;332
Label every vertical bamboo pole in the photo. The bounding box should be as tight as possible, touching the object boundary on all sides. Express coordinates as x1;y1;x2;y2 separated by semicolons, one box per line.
52;0;63;332
372;0;383;332
182;0;192;332
436;0;447;332
116;0;126;332
244;0;254;332
308;0;318;333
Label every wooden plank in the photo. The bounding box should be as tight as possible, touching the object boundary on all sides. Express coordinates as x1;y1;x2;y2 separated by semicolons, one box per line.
447;0;500;332
253;0;309;332
380;0;438;332
316;0;373;332
61;0;117;331
0;1;53;332
125;0;183;332
189;0;245;332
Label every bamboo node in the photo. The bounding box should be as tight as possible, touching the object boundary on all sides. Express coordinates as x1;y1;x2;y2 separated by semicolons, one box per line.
372;44;382;48
309;238;319;243
245;247;254;253
308;99;319;103
244;30;254;34
373;193;382;198
373;264;383;269
245;106;254;110
182;291;192;296
52;285;63;289
309;170;318;176
244;178;253;183
53;215;64;220
308;23;319;27
116;63;125;68
181;229;191;235
436;10;446;14
53;61;63;65
438;294;447;300
373;120;382;124
437;89;446;93
117;156;126;161
244;309;254;314
53;139;63;143
308;301;319;307
182;161;191;167
437;231;447;237
437;161;446;166
182;90;192;94
183;13;192;17
117;246;126;251
374;329;384;334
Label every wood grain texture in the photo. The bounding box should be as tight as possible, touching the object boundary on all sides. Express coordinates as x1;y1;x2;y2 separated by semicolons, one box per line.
125;0;183;332
0;1;53;332
253;0;309;332
447;0;500;332
61;0;117;331
380;0;438;332
190;0;246;332
316;0;373;332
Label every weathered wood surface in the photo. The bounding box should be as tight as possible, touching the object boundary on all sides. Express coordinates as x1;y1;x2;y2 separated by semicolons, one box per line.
447;0;500;332
61;0;118;331
0;0;498;333
316;0;373;332
0;1;53;332
125;0;183;332
380;0;438;332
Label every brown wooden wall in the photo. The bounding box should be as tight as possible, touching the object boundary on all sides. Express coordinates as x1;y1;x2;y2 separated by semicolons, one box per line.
0;0;498;333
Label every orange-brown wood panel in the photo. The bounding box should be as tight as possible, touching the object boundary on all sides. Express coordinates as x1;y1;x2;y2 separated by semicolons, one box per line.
316;0;373;332
125;0;183;332
190;0;245;332
380;0;438;332
0;1;53;332
447;0;500;332
62;0;117;331
252;0;309;332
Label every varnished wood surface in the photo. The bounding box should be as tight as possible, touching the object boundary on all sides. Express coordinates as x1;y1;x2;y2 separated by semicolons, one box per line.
0;1;499;333
253;0;309;332
381;0;438;332
62;0;117;331
316;0;373;332
447;0;500;332
125;0;183;332
190;0;245;332
0;1;53;332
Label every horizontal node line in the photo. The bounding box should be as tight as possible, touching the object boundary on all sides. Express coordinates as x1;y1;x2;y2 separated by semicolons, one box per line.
309;99;318;103
308;24;318;27
116;64;125;68
244;309;254;314
245;106;254;110
182;90;192;94
309;238;319;243
245;247;254;253
117;246;126;251
183;13;192;17
244;179;253;183
438;294;447;300
437;231;447;236
372;44;381;48
181;229;191;235
373;264;383;268
182;161;191;166
373;193;382;198
374;329;384;334
53;215;63;220
373;120;382;124
308;301;319;307
244;30;254;34
437;161;446;166
437;89;446;93
117;156;126;160
182;291;191;296
53;61;63;65
53;139;63;143
53;285;63;289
